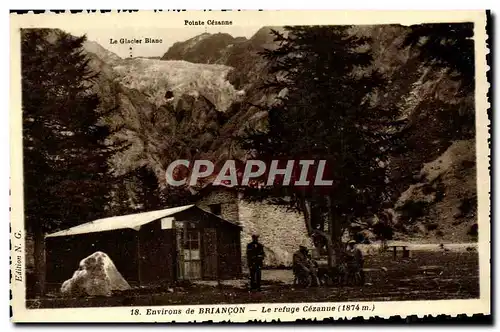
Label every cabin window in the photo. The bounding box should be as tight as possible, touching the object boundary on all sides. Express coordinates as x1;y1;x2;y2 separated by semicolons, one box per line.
175;221;202;280
185;230;200;258
182;229;201;279
209;203;222;216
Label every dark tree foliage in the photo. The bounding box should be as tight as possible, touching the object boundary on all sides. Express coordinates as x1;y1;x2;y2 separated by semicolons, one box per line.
403;22;475;93
112;165;195;215
108;166;163;216
372;219;394;242
133;166;163;210
467;223;478;238
242;26;404;262
22;29;116;233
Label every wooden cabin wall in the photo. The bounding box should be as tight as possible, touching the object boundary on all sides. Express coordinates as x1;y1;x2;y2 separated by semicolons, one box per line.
137;221;176;286
201;228;218;279
45;229;139;286
45;208;242;291
174;208;242;281
217;227;242;279
195;211;242;280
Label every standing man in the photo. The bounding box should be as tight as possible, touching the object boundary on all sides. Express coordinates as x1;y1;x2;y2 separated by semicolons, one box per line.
246;234;265;291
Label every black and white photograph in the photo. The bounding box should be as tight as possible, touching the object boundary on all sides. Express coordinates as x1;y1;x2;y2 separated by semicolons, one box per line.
9;10;490;322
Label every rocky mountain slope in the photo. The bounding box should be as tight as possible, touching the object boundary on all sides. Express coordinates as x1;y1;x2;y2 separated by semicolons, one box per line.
160;32;247;64
394;139;477;243
114;59;238;111
83;43;246;183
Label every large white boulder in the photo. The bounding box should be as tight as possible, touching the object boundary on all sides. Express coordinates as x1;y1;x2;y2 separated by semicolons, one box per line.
61;251;131;297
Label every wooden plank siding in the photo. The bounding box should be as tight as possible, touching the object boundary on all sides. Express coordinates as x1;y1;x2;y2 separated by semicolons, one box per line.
137;221;176;286
202;228;218;279
217;227;242;279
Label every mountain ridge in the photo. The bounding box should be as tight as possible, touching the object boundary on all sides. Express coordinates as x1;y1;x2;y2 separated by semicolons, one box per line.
160;32;248;64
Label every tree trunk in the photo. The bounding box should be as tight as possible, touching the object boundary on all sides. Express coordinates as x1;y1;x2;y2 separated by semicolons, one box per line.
312;229;334;268
326;195;343;266
299;196;335;268
326;241;335;268
33;224;46;297
301;197;313;237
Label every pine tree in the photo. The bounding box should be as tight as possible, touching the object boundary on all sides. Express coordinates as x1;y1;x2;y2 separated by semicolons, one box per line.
22;29;116;295
243;26;404;266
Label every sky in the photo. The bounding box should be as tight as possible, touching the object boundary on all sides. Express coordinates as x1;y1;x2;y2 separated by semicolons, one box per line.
64;26;262;58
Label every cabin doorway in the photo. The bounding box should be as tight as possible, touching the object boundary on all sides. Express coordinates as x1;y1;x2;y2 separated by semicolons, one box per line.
176;222;202;280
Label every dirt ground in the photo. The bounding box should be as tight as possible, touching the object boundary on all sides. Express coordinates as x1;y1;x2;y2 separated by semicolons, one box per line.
28;250;479;309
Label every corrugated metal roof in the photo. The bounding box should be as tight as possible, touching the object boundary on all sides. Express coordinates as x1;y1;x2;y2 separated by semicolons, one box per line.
45;205;195;238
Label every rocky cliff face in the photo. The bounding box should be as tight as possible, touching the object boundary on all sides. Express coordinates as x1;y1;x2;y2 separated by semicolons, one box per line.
83;42;246;183
160;33;247;64
394;139;477;243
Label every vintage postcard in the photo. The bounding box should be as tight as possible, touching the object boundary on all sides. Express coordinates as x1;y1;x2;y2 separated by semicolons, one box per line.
10;10;490;323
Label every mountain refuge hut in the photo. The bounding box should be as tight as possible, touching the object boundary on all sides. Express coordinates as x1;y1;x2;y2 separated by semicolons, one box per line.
44;205;242;289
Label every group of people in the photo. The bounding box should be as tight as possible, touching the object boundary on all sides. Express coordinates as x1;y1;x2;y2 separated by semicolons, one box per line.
246;234;365;291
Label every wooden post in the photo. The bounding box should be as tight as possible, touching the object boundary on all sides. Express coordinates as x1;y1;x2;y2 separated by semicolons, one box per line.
137;233;142;286
393;246;397;260
216;230;222;290
34;226;46;297
175;222;185;281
